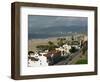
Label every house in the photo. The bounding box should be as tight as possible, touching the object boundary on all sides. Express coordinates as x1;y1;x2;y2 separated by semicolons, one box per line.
55;47;65;56
28;51;48;67
44;50;61;65
63;44;71;54
55;44;71;56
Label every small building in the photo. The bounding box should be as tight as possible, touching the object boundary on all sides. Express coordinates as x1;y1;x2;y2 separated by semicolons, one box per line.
28;51;48;67
55;44;71;56
44;50;61;65
63;44;71;54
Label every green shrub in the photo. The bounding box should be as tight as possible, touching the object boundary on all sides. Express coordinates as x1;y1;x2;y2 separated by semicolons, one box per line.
75;59;87;64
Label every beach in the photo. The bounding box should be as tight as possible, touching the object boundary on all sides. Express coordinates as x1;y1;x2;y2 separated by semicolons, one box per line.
28;37;60;51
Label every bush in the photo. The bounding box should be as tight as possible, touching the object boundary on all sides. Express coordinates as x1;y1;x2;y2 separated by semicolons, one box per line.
36;45;49;51
75;59;87;64
69;47;78;53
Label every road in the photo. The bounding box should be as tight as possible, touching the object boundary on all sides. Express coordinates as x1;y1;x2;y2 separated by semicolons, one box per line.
54;49;82;65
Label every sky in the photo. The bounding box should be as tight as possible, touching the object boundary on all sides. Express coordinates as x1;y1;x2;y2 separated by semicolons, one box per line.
28;15;87;39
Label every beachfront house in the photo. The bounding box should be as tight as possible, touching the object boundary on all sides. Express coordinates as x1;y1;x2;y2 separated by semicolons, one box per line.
55;47;65;56
28;51;48;67
55;44;71;56
63;44;71;53
44;50;61;65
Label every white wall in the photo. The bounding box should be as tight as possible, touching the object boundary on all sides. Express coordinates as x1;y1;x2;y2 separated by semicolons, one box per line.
0;0;100;82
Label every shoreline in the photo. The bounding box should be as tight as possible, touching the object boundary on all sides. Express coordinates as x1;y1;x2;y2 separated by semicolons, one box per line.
28;34;87;52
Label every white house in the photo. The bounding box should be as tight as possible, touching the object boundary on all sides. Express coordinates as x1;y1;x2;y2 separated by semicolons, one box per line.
55;44;71;56
55;47;65;56
38;55;48;66
63;44;71;53
28;52;48;67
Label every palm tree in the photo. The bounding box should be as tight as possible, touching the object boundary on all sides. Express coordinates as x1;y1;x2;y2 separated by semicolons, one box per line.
71;35;74;45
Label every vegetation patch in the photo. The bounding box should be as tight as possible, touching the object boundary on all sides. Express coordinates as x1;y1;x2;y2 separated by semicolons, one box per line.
75;59;87;64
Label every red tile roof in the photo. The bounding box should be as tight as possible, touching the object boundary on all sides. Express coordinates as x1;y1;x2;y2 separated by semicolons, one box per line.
44;50;61;57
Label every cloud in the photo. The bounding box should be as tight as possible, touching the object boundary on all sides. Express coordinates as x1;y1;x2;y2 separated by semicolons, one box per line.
28;15;87;33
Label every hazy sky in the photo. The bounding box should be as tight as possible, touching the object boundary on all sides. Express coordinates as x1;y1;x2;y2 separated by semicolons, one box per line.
28;15;87;34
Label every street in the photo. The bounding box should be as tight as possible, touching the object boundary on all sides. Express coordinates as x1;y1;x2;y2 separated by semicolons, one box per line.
54;49;82;65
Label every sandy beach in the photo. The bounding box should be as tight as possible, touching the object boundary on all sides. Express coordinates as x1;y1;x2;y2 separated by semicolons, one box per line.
28;37;61;52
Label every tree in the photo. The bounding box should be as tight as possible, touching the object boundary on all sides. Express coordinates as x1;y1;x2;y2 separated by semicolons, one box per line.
36;45;49;51
69;47;78;53
71;35;74;41
71;35;74;45
48;41;54;46
57;38;66;47
48;41;57;51
82;41;87;54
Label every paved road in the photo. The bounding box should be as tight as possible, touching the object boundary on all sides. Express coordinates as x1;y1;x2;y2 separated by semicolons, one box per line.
55;49;82;65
